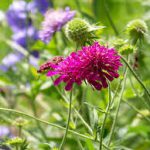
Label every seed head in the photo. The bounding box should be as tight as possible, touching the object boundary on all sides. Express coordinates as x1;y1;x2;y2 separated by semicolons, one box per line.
126;19;148;43
65;18;104;46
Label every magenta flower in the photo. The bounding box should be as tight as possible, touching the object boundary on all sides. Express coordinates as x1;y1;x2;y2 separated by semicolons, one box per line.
47;42;122;91
39;7;76;43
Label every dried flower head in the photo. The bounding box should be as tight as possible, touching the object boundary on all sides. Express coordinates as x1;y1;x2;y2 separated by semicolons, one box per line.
37;56;64;73
47;42;122;91
39;7;76;43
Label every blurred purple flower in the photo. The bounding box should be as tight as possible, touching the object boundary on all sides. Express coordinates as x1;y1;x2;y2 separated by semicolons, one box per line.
47;42;122;91
0;53;24;72
6;0;39;48
0;1;41;71
31;0;53;14
31;50;39;58
2;53;24;67
39;7;76;43
6;0;33;32
29;56;39;68
7;0;52;32
12;26;38;48
1;0;53;71
0;65;8;72
0;126;9;137
0;52;39;71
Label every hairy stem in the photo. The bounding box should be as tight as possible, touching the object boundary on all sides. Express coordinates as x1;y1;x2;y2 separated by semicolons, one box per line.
16;145;19;150
129;75;150;109
77;138;84;150
74;109;93;135
121;56;150;106
59;90;73;150
18;126;22;137
122;99;150;123
110;79;122;106
30;100;48;141
99;84;111;150
51;78;93;135
107;65;128;147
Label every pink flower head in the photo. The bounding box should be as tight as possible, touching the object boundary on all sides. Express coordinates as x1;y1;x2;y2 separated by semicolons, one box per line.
39;7;76;43
47;42;122;91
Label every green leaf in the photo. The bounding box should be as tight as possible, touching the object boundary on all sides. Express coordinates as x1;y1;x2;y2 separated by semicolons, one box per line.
85;139;95;150
0;0;12;11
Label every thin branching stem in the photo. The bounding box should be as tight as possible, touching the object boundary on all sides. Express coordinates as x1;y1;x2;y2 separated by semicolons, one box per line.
77;138;84;150
59;90;73;150
51;78;93;135
30;99;48;141
16;145;19;150
0;107;109;149
99;83;111;150
110;79;122;106
0;107;90;139
129;75;150;109
110;61;130;108
121;56;150;106
107;64;128;147
18;126;22;137
122;99;150;123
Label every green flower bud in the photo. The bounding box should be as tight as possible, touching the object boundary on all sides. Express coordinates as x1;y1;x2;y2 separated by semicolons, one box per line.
6;137;24;146
126;19;148;43
119;44;136;55
112;38;127;49
13;117;28;127
65;18;104;46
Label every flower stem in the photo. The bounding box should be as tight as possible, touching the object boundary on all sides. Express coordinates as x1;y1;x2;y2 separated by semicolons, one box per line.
121;56;150;106
18;126;22;137
77;138;84;150
74;109;93;135
59;90;73;150
122;99;150;123
51;78;93;135
16;145;19;150
0;107;89;139
99;83;111;150
107;64;128;147
129;75;150;109
30;99;48;141
110;79;122;106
